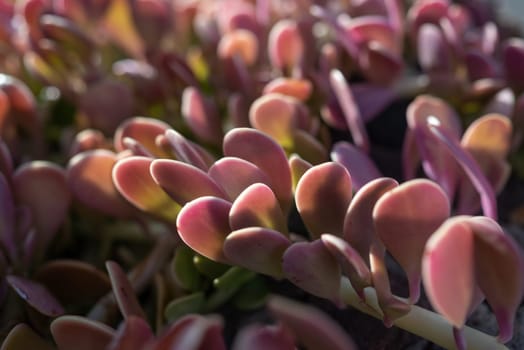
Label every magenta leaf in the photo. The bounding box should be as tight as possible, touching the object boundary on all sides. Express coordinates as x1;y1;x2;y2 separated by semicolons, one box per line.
374;179;450;302
151;159;228;205
182;87;223;145
417;23;451;73
164;129;213;171
107;316;154;350
268;296;357;350
13;161;71;256
229;183;287;233
295;162;352;240
176;196;232;263
282;240;341;302
67;150;136;218
232;323;295;350
223;227;290;278
267;19;304;71
331;141;382;191
112;156;181;222
106;261;147;320
7;275;64;317
422;217;475;328
223;128;292;211
51;316;115;350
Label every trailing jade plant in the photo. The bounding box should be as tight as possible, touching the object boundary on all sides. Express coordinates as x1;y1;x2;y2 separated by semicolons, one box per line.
1;0;524;349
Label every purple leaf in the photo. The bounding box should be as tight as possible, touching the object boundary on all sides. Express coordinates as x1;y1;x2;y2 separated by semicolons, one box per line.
224;227;291;278
182;87;223;145
112;156;181;222
164;129;213;171
106;261;147;320
295;162;352;240
223;128;292;212
374;179;450;303
13;161;71;255
51;316;115;350
268;296;357;350
176;196;232;263
208;157;271;200
417;23;451;73
358;42;403;85
151;159;228;205
282;240;341;302
331;141;382;191
232;324;295;350
229;183;287;234
503;38;524;91
7;275;64;316
67;150;136;218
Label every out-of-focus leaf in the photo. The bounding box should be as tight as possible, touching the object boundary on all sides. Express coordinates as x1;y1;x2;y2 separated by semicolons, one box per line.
224;128;292;211
34;260;111;306
172;245;202;291
295;162;352;240
164;129;213;171
68;129;108;156
151;159;227;205
282;240;341;302
232;323;295;350
232;276;269;310
68;150;136;218
1;323;55;350
176;196;232;263
268;19;304;71
7;275;64;317
263;78;312;101
358;42;403;85
503;38;524;91
193;254;229;279
106;261;146;320
114;117;171;158
51;316;115;350
206;267;255;310
164;292;205;323
107;316;154;350
268;296;357;350
417;23;451;73
229;183;287;233
217;29;259;66
0;172;15;262
182;87;223;145
113;156;180;222
103;0;144;58
224;227;290;278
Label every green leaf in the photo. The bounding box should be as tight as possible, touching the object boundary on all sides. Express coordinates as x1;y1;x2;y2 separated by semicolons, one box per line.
164;292;205;323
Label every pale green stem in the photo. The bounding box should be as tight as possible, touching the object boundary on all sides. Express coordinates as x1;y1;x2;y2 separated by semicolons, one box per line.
339;278;509;350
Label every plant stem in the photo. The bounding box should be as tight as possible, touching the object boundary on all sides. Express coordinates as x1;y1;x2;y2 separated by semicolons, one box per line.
339;278;509;350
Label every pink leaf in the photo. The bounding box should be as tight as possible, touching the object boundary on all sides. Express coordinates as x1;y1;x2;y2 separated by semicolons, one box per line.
106;261;146;320
114;117;171;158
232;324;295;350
108;316;154;350
51;316;115;350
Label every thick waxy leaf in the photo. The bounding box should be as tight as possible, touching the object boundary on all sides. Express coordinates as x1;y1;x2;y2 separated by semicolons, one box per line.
268;296;357;350
7;275;64;317
218;29;259;66
374;179;449;302
68;150;136;218
229;183;287;233
268;19;304;70
422;218;475;328
68;129;108;156
0;173;15;262
206;267;256;310
114;117;171;158
295;162;352;239
152;314;226;350
461;114;512;160
164;129;213;171
359;43;403;85
503;38;524;91
113;156;180;222
331;141;381;191
2;323;55;350
13;162;70;255
224;227;291;278
151;159;227;205
223;128;292;210
232;324;295;350
164;292;205;323
291;129;328;165
108;316;154;350
182;87;223;145
321;234;371;297
35;260;111;305
176;196;232;263
468;217;524;342
208;157;270;200
417;23;451;72
106;261;146;320
263;78;312;101
282;240;341;302
329;69;369;153
288;154;312;191
51;316;115;350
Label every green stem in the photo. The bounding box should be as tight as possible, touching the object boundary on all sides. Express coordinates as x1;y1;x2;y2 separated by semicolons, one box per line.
339;278;509;350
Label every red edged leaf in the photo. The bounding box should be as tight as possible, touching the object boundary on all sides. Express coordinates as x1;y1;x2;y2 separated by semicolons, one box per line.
51;316;115;350
295;162;352;240
151;159;228;205
114;118;171;158
282;240;341;302
422;218;475;328
113;156;181;222
229;183;287;233
374;179;450;302
106;261;146;320
176;196;232;263
67;150;136;218
268;296;357;350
